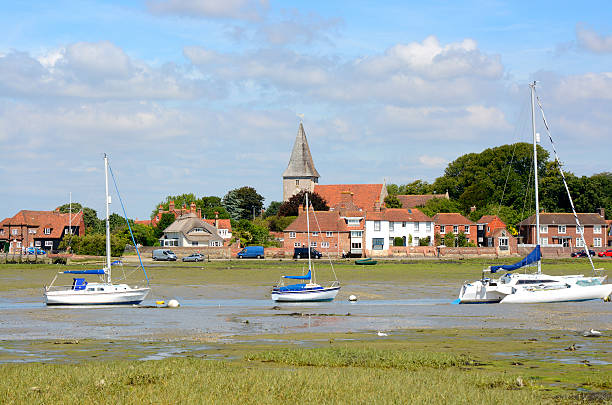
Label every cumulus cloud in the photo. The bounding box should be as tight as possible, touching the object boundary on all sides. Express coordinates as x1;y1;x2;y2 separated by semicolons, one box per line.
418;155;448;168
147;0;268;21
255;10;342;46
576;24;612;54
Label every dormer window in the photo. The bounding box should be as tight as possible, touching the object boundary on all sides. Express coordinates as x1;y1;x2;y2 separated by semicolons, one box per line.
44;228;51;235
192;227;204;232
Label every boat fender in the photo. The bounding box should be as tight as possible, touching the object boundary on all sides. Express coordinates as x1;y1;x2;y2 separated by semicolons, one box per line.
167;299;180;308
348;295;357;302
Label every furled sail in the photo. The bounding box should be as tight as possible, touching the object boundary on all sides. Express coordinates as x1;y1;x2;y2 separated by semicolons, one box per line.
490;245;541;273
283;270;312;280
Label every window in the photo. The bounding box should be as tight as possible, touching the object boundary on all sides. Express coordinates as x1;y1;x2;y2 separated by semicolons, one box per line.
540;225;548;234
576;225;584;234
402;222;406;227
45;241;53;247
347;218;360;226
453;225;458;234
374;221;381;231
487;226;490;232
414;222;420;232
558;225;566;234
414;237;420;245
594;225;602;234
11;229;18;235
389;222;394;231
35;241;41;247
296;179;299;186
440;225;445;234
594;238;602;247
351;231;363;238
426;222;431;232
289;232;296;239
210;241;222;247
193;227;204;232
326;231;333;237
191;241;199;246
310;242;317;247
321;242;329;248
372;238;384;250
351;242;362;249
16;242;22;248
539;237;548;246
311;232;319;237
464;225;470;233
576;238;584;247
44;228;51;235
294;242;301;247
0;229;3;234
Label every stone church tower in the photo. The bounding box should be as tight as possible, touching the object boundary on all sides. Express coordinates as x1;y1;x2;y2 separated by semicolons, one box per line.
282;122;320;201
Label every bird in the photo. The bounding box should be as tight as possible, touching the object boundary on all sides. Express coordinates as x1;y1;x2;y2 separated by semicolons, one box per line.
582;329;602;337
377;331;388;337
565;344;576;351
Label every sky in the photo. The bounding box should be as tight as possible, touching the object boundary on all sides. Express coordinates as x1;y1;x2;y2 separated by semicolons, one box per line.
1;0;611;221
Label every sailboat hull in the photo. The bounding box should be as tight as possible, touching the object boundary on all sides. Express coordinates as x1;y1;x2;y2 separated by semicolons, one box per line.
271;286;340;302
44;284;150;305
500;284;612;304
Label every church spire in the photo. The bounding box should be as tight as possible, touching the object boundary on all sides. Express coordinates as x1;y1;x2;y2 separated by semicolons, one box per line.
282;122;320;178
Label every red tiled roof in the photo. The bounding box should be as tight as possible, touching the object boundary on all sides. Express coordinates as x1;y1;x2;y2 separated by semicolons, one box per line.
0;210;85;239
134;219;152;226
285;210;351;233
432;213;475;226
518;213;607;226
397;194;448;208
203;219;232;232
314;184;385;211
366;208;432;222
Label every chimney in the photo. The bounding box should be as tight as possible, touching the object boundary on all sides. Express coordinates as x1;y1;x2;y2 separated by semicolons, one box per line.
597;207;605;218
169;201;175;211
470;206;476;213
214;212;219;228
197;208;202;219
340;191;353;208
158;204;163;213
374;199;381;212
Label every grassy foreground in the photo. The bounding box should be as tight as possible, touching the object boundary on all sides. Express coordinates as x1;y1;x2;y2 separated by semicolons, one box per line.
1;343;610;404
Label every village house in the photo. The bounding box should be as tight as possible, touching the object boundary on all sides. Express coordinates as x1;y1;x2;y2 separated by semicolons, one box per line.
315;183;388;212
365;208;434;253
159;213;224;248
476;215;507;247
396;191;449;208
432;213;477;245
0;210;85;253
517;210;608;248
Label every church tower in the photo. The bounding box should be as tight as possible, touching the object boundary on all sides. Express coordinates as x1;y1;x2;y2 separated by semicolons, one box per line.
282;122;320;201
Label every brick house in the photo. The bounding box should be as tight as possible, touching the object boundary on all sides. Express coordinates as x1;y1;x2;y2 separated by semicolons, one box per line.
432;213;477;246
517;212;608;249
476;215;507;247
0;210;85;253
365;208;434;253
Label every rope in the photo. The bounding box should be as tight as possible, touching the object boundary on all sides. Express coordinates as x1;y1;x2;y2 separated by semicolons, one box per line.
309;200;339;283
107;162;150;285
534;90;596;273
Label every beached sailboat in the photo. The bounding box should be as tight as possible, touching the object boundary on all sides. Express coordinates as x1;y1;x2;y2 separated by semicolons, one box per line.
271;193;340;302
458;82;612;304
44;154;150;305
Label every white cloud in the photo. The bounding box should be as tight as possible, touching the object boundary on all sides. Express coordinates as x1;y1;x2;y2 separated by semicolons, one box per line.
576;24;612;54
147;0;268;21
418;155;448;168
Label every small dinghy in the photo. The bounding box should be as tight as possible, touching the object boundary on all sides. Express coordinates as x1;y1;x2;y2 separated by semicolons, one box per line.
355;258;377;265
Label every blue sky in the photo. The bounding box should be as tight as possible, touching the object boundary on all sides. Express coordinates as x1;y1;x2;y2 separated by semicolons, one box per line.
1;0;611;220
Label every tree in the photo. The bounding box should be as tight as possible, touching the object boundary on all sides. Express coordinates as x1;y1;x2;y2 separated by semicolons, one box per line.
264;201;283;218
384;195;402;208
419;236;431;246
419;198;462;218
278;191;329;217
393;237;404;247
57;203;103;233
457;231;467;247
154;213;176;239
231;219;271;246
222;187;265;220
444;232;456;247
59;233;128;256
266;215;297;232
151;194;231;220
116;222;157;246
387;180;433;196
434;232;442;246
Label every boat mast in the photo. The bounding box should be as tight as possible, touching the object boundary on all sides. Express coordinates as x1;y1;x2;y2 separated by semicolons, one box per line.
530;81;542;274
306;192;313;283
104;153;112;282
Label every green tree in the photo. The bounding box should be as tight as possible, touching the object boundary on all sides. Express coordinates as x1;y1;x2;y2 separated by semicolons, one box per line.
419;198;462;218
57;203;103;233
444;232;456;247
222;187;265;220
419;236;431;246
59;233;127;256
457;231;467;247
264;201;283;218
384;195;402;208
231;219;271;246
116;222;157;246
278;191;329;217
154;213;176;239
434;232;442;246
393;237;404;247
266;215;297;232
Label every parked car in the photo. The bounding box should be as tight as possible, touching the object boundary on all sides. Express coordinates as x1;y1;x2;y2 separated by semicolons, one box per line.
237;246;264;259
598;249;612;257
152;249;177;261
570;249;596;258
24;247;46;255
293;247;322;259
182;253;204;262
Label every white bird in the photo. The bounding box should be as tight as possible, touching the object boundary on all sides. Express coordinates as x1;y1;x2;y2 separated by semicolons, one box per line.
583;329;602;337
377;331;388;337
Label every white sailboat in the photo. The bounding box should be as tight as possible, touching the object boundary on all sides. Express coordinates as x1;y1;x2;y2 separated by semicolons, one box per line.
44;154;150;305
458;82;612;304
271;193;340;302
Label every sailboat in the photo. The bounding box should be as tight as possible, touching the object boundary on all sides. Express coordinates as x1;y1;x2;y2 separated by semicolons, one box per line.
271;193;340;302
44;154;151;305
458;82;612;304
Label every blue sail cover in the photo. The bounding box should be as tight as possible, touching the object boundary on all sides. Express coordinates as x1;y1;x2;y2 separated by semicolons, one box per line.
490;245;541;273
63;269;105;275
283;270;312;280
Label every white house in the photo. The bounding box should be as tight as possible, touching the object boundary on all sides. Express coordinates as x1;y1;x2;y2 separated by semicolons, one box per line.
365;208;434;253
160;213;224;247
